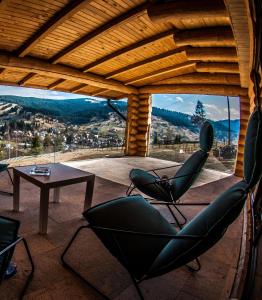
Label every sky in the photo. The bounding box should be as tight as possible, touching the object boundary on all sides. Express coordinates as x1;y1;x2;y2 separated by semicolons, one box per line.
0;85;239;121
153;94;240;121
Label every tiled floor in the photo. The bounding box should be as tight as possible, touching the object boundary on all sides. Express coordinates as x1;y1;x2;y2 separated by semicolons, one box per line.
64;157;230;187
0;159;243;300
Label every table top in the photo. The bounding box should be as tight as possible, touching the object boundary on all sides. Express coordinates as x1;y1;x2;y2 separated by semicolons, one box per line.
13;163;94;188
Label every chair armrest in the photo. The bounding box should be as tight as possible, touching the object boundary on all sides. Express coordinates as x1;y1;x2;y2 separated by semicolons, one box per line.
141;170;202;188
147;164;183;177
0;237;23;256
90;225;206;240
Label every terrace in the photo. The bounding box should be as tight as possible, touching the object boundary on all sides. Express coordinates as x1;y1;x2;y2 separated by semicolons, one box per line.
0;0;261;300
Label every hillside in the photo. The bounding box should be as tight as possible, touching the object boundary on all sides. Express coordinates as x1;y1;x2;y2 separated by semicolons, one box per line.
0;95;240;141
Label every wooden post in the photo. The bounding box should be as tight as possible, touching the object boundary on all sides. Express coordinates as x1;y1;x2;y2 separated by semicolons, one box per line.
234;95;250;177
125;94;152;156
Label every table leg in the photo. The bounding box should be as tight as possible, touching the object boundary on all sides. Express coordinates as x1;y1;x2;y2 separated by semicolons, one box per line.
84;175;95;211
39;187;50;235
53;187;61;203
13;171;20;212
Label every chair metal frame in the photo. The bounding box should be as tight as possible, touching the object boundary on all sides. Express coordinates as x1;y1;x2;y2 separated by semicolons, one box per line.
0;167;13;196
0;236;34;300
61;224;204;300
127;165;209;228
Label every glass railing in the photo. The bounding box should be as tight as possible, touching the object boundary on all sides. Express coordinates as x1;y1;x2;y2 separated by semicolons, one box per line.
149;140;238;174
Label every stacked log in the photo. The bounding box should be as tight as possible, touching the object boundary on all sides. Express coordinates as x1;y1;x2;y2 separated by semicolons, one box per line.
235;95;251;177
125;93;152;156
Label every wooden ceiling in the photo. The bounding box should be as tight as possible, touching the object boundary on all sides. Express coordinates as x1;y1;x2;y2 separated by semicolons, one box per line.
0;0;250;99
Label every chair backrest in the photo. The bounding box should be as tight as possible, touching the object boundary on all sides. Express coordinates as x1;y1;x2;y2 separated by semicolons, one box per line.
171;121;213;200
148;109;262;278
243;108;262;189
0;216;20;283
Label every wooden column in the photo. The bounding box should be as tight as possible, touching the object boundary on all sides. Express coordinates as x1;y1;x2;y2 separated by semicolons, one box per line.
235;95;251;177
125;93;152;156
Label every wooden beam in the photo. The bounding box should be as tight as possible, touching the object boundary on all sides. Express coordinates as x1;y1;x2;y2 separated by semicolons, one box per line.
18;72;37;86
186;47;238;62
0;52;137;94
125;62;196;85
0;68;5;75
70;83;88;93
106;47;188;79
90;89;109;97
51;3;148;64
147;0;228;23
224;0;251;88
48;79;66;90
196;62;239;73
154;73;240;85
82;29;175;72
139;84;247;96
174;27;235;47
16;0;92;57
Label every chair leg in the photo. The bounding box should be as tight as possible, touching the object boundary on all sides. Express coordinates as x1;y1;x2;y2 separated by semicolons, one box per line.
186;258;201;272
129;275;144;300
61;225;110;300
0;169;13;196
166;204;183;229
169;204;187;226
19;238;34;300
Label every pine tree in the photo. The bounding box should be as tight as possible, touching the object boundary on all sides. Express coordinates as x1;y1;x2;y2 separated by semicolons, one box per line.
191;100;206;128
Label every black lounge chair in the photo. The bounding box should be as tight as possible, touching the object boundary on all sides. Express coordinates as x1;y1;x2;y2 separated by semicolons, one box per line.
0;216;34;299
0;164;13;196
61;109;261;300
127;121;214;227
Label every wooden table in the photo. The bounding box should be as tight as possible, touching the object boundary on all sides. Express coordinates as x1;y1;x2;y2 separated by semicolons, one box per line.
13;163;95;234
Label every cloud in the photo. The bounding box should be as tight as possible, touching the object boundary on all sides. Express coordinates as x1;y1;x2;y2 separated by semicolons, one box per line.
175;96;184;102
0;85;87;100
204;103;222;113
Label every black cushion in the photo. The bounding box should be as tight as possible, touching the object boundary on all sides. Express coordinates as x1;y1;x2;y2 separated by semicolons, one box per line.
129;168;172;202
170;150;208;201
84;195;177;280
0;164;8;173
0;216;20;282
200;121;214;152
148;181;248;278
244;109;262;189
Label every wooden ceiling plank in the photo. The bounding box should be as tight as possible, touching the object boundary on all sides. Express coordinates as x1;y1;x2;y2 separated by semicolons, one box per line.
125;61;196;85
70;83;87;93
0;52;137;94
82;29;175;72
16;0;93;57
106;47;188;79
90;89;108;97
196;62;239;73
174;26;235;47
186;47;238;62
139;84;247;96
51;3;148;64
48;78;66;90
18;72;37;86
154;73;240;85
147;0;228;23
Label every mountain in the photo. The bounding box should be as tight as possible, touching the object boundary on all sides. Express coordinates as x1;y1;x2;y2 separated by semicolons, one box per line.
0;95;240;141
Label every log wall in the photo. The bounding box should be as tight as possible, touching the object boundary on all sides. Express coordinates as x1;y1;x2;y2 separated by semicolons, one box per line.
125;93;152;156
235;95;251;177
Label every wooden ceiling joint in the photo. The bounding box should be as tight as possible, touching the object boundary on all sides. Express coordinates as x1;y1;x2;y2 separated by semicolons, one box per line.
16;0;93;58
51;3;149;64
106;47;189;79
147;0;228;23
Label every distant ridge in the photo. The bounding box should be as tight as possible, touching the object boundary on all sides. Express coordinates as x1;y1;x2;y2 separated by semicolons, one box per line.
0;95;239;141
